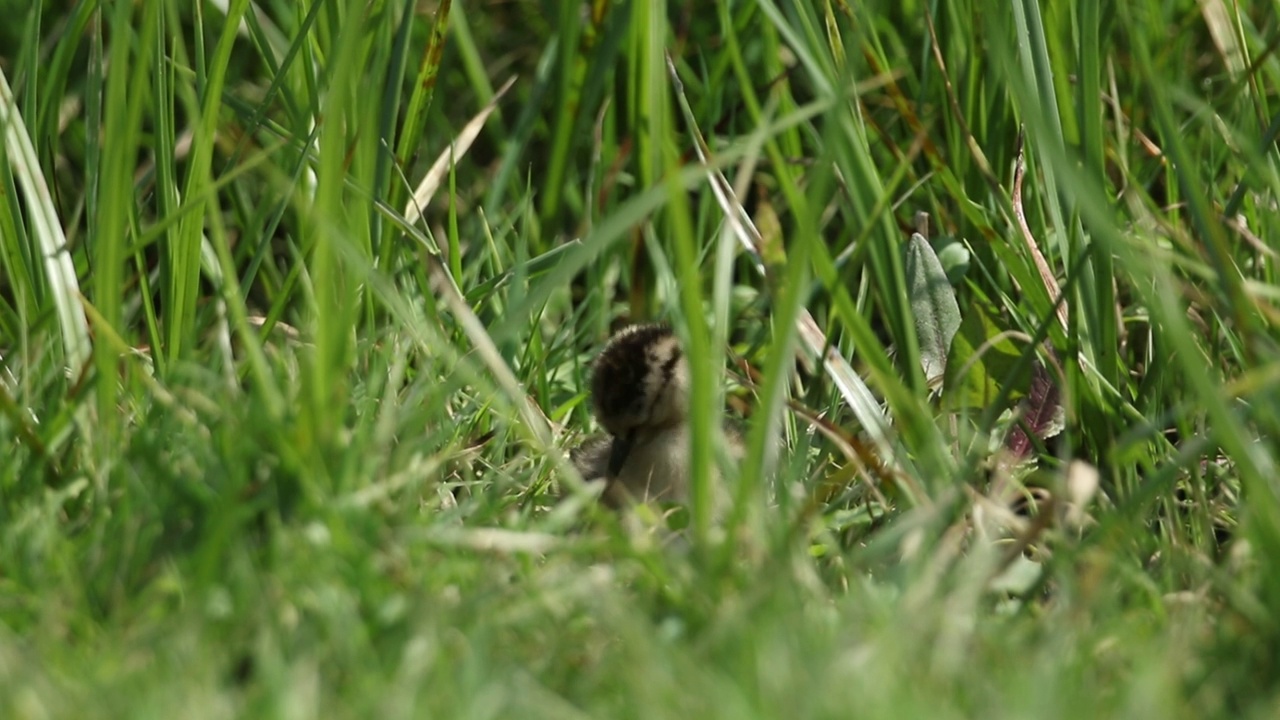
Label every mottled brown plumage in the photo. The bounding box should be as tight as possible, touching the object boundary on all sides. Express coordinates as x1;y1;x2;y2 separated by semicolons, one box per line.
572;323;739;506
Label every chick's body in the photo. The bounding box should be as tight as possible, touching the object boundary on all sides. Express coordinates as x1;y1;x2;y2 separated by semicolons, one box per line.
612;424;691;503
572;324;738;506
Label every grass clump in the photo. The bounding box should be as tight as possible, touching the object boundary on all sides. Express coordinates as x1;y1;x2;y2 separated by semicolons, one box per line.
2;0;1279;717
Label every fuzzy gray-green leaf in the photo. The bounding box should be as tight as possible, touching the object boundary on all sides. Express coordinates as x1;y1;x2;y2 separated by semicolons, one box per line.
904;232;961;383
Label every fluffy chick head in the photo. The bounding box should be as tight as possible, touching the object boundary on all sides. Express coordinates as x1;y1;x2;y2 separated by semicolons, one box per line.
589;324;690;438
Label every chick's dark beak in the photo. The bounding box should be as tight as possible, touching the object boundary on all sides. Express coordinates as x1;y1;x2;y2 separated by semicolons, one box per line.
607;431;635;476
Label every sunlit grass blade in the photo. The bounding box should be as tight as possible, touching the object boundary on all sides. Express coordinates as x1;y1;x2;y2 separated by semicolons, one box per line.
0;69;91;377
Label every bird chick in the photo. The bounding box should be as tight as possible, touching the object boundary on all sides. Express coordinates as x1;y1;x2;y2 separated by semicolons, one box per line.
571;323;738;506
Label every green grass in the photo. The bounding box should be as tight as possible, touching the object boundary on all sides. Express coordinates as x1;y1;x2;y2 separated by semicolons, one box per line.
2;0;1280;716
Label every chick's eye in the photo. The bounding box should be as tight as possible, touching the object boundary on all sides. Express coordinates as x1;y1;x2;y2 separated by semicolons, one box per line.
622;363;640;384
597;383;639;418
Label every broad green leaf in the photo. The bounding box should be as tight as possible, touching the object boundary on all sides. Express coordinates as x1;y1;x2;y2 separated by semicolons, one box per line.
904;232;961;383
